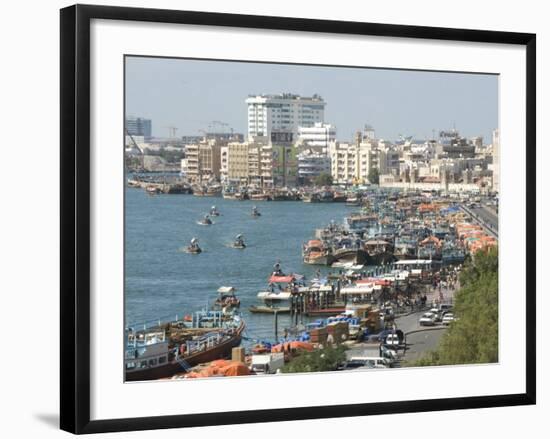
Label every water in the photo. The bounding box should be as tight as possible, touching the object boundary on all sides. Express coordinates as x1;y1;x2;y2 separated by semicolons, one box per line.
125;187;356;344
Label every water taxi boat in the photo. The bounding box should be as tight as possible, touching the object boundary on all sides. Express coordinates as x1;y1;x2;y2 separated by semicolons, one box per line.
210;205;220;216
197;214;213;226
213;286;240;310
185;238;202;254
345;195;361;206
146;185;161;195
230;234;246;249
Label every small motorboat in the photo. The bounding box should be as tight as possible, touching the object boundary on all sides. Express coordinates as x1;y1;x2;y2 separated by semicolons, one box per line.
251;206;261;217
213;286;240;310
185;237;202;254
231;234;246;249
197;214;213;226
210;205;220;216
146;185;161;195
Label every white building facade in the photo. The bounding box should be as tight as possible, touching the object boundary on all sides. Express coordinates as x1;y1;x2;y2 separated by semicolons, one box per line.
297;122;336;150
246;93;325;141
297;149;331;184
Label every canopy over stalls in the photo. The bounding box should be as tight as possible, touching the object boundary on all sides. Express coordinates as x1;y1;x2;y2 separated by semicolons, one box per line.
341;285;375;295
268;275;294;283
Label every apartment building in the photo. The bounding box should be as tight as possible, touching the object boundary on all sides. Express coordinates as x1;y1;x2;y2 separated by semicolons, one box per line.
183;139;222;183
297;122;336;151
246;93;325;141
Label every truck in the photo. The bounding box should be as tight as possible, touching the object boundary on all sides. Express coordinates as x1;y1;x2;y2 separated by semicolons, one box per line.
249;352;285;374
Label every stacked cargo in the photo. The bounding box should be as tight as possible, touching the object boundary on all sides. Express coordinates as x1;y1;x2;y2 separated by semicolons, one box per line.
309;326;327;345
456;222;497;254
326;321;349;344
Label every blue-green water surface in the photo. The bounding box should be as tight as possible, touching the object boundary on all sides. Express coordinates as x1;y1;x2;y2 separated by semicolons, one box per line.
125;188;355;343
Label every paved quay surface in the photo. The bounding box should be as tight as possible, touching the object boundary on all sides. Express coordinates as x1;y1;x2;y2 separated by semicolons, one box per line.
402;328;447;363
343;282;458;366
461;203;498;238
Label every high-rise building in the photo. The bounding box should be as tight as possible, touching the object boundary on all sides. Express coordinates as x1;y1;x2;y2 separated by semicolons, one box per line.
125;115;152;139
246;93;325;141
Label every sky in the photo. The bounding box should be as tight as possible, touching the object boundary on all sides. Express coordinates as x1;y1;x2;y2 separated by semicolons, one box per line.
125;56;498;143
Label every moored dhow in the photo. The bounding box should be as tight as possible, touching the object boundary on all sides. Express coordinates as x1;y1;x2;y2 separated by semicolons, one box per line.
125;311;244;381
303;239;334;265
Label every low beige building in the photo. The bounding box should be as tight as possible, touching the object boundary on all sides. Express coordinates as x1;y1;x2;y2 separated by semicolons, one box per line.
183;139;222;182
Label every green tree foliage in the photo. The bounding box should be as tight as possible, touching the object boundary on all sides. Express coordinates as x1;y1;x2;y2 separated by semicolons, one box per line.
313;172;333;187
368;168;380;185
412;247;498;366
281;345;348;373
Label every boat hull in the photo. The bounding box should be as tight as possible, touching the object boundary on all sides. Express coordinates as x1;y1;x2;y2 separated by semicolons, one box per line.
305;307;346;317
367;252;396;265
125;322;245;381
303;254;333;265
332;248;369;265
249;306;290;314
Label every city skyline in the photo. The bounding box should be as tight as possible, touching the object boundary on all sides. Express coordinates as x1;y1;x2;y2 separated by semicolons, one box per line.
125;56;498;143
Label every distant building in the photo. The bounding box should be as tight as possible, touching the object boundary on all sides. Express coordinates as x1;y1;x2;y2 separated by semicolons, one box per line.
378;144;400;175
329;137;378;185
125;135;145;148
297;149;331;185
181;135;204;145
492;128;499;193
436;129;476;158
297;123;336;151
221;142;250;185
202;132;245;143
246;93;325;141
271;144;298;187
125;116;152;139
362;124;376;141
183;139;222;183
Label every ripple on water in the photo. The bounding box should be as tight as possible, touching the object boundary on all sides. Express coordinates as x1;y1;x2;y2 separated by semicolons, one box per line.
125;188;354;342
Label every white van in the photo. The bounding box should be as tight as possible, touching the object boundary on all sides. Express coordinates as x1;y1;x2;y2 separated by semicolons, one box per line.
349;356;392;369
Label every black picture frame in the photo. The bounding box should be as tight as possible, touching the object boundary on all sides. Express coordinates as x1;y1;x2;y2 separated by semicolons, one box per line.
60;4;536;434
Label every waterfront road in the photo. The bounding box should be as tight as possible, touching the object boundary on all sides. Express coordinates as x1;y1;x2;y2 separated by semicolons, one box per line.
401;328;447;363
470;205;498;232
460;204;498;238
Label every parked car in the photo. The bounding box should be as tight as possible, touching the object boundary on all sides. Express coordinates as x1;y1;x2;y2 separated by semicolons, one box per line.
380;345;399;361
385;333;401;349
350;356;393;369
442;313;455;325
375;329;393;342
338;356;393;370
429;308;442;322
419;312;437;326
384;330;405;349
337;359;370;371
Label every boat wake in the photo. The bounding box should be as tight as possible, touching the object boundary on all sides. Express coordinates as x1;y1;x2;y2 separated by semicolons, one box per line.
179;247;204;254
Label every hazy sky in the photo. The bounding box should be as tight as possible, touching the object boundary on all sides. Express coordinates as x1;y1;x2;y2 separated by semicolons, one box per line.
125;56;498;142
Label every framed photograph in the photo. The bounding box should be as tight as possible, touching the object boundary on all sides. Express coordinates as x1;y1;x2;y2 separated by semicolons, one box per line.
60;4;536;434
